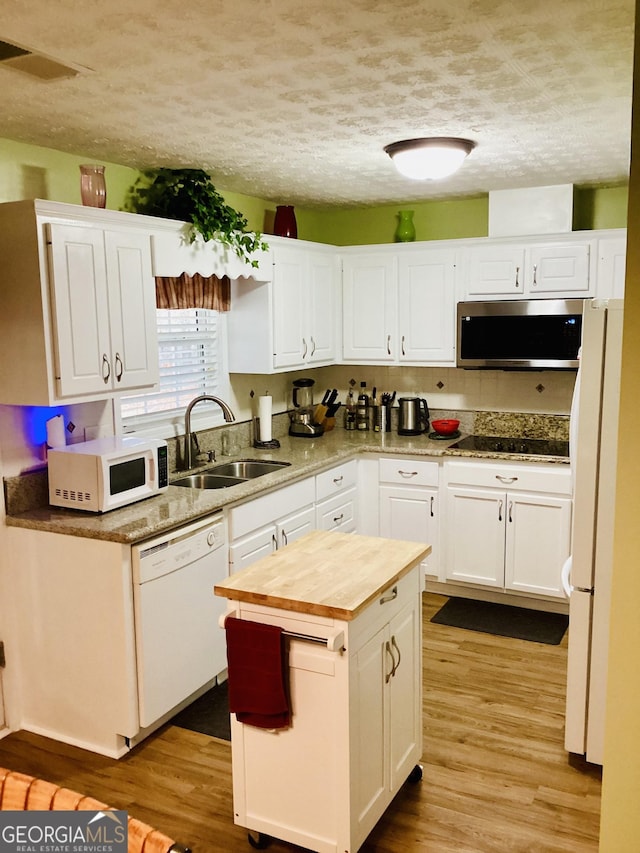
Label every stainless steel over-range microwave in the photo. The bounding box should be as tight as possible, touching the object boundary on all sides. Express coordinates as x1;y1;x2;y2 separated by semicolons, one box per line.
456;299;584;370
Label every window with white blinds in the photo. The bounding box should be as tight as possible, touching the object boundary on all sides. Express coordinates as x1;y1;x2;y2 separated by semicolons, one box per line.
120;308;229;434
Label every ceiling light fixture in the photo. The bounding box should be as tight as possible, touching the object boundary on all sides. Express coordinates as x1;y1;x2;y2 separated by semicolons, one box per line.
384;137;476;181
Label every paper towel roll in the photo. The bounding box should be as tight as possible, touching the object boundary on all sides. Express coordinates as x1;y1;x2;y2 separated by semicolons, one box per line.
46;414;66;448
258;396;272;442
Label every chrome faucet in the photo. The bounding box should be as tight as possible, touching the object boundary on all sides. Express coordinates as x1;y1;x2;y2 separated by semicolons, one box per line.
184;394;236;470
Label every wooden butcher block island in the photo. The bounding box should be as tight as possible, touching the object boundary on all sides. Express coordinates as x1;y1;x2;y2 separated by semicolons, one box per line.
215;530;430;853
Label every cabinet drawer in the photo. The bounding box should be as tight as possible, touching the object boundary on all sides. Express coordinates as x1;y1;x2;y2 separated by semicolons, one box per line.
315;460;357;501
316;488;357;533
228;477;315;540
379;457;439;487
444;459;571;495
349;564;421;649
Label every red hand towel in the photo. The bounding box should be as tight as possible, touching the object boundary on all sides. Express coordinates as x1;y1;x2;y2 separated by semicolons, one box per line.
225;616;290;729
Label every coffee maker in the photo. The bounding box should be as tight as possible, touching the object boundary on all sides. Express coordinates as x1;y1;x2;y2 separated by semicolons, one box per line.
289;378;324;438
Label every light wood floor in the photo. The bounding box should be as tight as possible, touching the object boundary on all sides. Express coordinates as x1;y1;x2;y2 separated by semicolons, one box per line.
0;593;601;852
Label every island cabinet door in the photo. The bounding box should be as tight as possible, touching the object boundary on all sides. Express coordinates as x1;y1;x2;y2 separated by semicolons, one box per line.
388;601;422;792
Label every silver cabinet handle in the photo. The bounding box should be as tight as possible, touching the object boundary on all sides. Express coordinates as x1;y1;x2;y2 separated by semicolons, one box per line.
385;641;395;683
302;338;308;359
532;264;538;286
430;495;435;518
508;500;513;523
333;475;344;485
380;585;398;605
272;533;278;551
498;499;503;522
387;334;391;355
399;470;418;478
332;513;344;525
114;352;123;382
310;336;316;356
515;266;520;288
496;475;518;484
391;635;401;676
401;334;406;356
102;353;111;384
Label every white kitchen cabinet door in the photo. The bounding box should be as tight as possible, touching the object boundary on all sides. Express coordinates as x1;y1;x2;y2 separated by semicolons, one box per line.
528;242;590;294
342;253;397;361
388;602;422;792
444;486;505;587
229;525;276;573
467;244;525;296
597;234;627;298
504;492;572;598
307;248;338;365
48;223;158;397
277;505;316;548
47;224;112;397
379;484;437;576
272;244;307;369
397;249;456;363
103;230;159;391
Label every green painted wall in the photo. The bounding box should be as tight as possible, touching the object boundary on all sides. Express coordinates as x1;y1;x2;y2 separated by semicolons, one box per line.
0;137;629;244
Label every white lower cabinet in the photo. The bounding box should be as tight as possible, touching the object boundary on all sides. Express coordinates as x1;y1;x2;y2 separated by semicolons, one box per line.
378;457;439;579
442;460;572;598
227;561;422;853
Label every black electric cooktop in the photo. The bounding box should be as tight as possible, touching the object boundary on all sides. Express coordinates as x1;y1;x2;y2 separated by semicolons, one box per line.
449;435;570;458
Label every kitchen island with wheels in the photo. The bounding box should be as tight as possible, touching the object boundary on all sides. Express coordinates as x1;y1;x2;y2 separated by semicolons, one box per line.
215;529;430;853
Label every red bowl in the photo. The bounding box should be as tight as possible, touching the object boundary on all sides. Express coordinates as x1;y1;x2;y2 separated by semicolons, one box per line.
431;418;460;436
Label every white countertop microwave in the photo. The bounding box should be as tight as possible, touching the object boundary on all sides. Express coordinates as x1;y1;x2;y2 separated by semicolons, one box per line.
48;436;169;512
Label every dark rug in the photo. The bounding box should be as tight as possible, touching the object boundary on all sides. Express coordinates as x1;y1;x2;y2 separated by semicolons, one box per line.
170;680;231;741
430;597;568;645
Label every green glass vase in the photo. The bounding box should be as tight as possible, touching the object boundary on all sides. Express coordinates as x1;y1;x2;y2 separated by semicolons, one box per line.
395;210;416;242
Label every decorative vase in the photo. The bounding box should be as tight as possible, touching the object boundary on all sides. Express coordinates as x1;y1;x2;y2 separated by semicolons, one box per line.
79;164;106;208
395;209;416;242
273;205;297;238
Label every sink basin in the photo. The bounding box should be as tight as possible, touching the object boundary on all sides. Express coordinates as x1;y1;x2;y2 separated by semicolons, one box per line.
171;459;290;489
209;459;291;478
172;474;247;490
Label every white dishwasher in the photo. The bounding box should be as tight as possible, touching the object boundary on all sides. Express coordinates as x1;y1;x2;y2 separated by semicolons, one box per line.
132;512;228;728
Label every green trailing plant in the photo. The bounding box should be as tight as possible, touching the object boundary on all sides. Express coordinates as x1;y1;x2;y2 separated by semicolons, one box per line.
123;168;268;267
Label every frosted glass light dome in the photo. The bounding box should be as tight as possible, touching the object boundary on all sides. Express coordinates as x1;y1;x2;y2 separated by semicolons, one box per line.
384;137;476;180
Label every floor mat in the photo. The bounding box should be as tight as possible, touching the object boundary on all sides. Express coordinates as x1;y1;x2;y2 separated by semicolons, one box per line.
430;597;569;645
169;681;231;740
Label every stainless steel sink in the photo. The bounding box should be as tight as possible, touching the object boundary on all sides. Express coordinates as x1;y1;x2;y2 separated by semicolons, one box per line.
210;459;290;478
171;459;290;490
172;474;247;490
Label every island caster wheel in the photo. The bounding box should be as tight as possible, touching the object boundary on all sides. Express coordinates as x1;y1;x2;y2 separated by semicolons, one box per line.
247;830;271;849
407;763;423;784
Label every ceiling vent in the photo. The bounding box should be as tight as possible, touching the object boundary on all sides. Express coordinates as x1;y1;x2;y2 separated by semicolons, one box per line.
0;38;88;81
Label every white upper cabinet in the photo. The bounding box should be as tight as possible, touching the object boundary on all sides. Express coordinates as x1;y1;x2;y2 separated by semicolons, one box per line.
48;224;158;397
596;231;627;299
342;244;458;366
227;237;339;374
466;237;593;299
0;199;159;406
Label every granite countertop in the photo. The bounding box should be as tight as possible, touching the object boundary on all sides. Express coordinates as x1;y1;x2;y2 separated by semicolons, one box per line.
214;530;429;620
3;426;570;546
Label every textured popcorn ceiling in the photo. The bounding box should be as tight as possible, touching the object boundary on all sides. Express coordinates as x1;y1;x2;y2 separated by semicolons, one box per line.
0;0;634;207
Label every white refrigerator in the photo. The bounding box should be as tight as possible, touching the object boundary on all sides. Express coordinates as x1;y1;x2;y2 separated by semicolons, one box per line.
563;298;624;765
